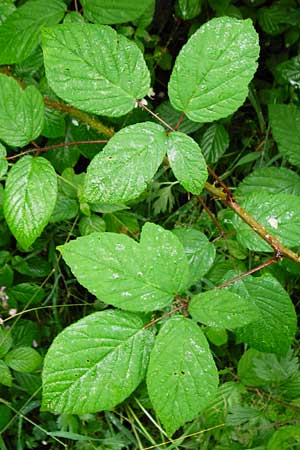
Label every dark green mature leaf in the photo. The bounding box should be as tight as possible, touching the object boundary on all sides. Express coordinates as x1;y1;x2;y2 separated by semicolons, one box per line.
200;123;229;164
81;0;154;24
233;193;300;252
275;56;300;88
5;347;42;373
269;104;300;167
4;156;57;250
227;274;296;354
0;74;44;147
236;167;300;196
155;101;202;134
79;215;106;235
42;24;150;117
172;228;215;285
0;0;66;64
42;310;154;413
189;290;259;329
167;132;207;194
147;316;218;435
59;223;190;312
84;122;166;204
176;0;202;20
168;17;259;122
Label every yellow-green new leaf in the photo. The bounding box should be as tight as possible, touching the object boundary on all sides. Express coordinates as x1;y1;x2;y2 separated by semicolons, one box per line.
4;156;57;250
42;24;150;117
147;317;218;436
168;17;259;122
42;310;155;414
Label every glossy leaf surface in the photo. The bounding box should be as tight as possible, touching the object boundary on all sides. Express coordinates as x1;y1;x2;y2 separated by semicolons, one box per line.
147;317;218;435
58;223;190;312
42;24;150;117
0;74;44;147
42;310;154;413
168;17;259;122
84;122;166;203
4;156;57;249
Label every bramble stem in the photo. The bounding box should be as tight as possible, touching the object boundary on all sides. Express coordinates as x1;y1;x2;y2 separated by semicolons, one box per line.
204;181;300;263
6;139;109;160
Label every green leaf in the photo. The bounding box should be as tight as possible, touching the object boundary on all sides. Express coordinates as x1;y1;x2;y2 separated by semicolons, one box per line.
104;211;139;234
0;74;44;147
5;347;42;372
269;104;300;168
227;274;297;354
0;143;8;178
0;328;13;358
42;24;150;117
79;215;106;235
0;1;16;25
155;101;203;134
233;193;300;252
168;17;259;122
167;132;207;194
200;123;229;165
0;0;66;64
275;56;300;88
257;4;298;36
172;228;215;285
146;316;218;436
4;156;57;250
58;222;190;312
42;310;154;414
81;0;154;24
189;290;259;329
84;122;166;204
0;361;12;387
176;0;202;20
236;167;300;196
6;283;45;306
267;426;300;450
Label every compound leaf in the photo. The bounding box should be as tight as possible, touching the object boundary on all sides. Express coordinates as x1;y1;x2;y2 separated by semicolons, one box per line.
233;193;300;252
84;122;166;204
269;104;300;168
0;0;66;64
147;316;218;435
4;156;57;250
168;17;259;122
189;290;259;329
42;310;154;413
167;131;207;194
58;223;190;312
42;24;150;117
0;74;44;147
81;0;154;24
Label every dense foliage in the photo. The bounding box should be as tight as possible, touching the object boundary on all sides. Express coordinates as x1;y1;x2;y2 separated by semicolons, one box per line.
0;0;300;449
